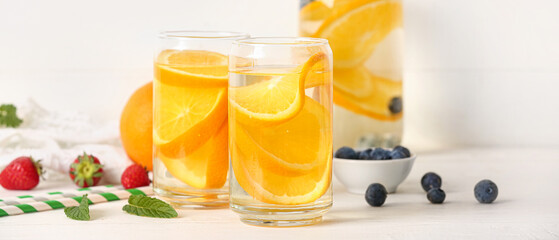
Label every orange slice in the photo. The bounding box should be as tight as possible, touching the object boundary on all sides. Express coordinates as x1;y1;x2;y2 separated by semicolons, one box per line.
299;1;332;36
231;97;332;205
153;81;227;158
333;72;402;121
232;145;331;205
333;66;375;98
229;52;327;125
313;0;403;68
158;121;228;189
155;50;229;88
300;1;332;21
303;54;332;89
232;96;332;176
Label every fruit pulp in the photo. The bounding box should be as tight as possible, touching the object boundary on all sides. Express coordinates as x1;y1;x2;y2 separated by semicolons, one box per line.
229;61;333;226
300;0;404;149
153;50;229;208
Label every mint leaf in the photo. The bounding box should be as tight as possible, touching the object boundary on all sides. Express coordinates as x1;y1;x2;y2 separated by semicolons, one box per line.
122;195;177;218
64;194;90;221
0;104;23;128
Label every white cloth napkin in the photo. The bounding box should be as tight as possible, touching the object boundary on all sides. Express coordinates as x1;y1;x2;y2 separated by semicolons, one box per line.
0;99;132;184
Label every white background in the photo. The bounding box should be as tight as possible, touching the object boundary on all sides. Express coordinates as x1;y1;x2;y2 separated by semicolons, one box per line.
1;0;558;150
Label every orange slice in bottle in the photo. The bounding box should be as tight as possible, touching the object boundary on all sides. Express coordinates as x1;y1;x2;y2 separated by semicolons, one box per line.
153;81;227;158
229;52;327;126
155;50;229;88
231;97;332;205
157;121;228;189
333;66;375;98
333;71;402;121
299;1;332;36
313;0;403;68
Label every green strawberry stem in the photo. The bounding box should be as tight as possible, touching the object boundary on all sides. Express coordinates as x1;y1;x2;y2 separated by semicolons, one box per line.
71;153;103;187
32;158;45;180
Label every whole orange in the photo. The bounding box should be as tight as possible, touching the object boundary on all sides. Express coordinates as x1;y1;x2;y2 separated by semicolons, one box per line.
120;82;153;170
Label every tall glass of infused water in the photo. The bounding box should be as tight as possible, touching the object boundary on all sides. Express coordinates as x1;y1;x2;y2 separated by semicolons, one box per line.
153;31;249;208
229;37;333;226
299;0;404;149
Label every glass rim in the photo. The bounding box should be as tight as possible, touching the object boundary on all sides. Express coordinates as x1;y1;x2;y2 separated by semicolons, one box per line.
158;30;250;40
233;37;329;47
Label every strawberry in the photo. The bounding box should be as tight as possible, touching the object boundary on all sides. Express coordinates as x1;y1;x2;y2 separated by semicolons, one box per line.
121;164;150;189
0;156;43;190
69;153;103;187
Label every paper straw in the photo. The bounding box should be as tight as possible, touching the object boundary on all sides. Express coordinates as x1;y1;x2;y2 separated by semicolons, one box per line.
0;185;120;206
0;186;152;217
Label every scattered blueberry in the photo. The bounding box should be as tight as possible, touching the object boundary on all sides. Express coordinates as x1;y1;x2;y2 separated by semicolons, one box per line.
334;146;357;159
388;96;403;114
474;179;498;203
427;188;446;204
358;148;373;160
421;172;442;192
393;145;411;158
371;148;391;160
365;183;387;207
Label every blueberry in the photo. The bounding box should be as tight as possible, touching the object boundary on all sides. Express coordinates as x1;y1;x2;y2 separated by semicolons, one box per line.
388;97;403;114
355;150;362;158
334;146;357;159
474;179;498;203
389;150;407;159
393;145;411;158
365;183;387;207
371;148;391;160
421;172;442;192
358;148;373;160
427;188;446;204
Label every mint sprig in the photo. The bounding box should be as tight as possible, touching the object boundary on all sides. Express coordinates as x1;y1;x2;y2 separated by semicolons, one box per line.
64;194;90;221
0;104;23;128
122;195;177;218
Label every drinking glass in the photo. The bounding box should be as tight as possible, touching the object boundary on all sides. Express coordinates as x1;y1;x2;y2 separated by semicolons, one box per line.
229;37;333;226
153;31;249;208
299;0;404;149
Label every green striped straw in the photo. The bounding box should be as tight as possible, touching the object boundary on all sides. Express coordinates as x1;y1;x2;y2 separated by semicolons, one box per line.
0;185;120;206
0;186;152;217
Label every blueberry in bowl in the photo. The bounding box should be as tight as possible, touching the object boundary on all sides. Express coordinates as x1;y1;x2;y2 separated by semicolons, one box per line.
333;145;416;194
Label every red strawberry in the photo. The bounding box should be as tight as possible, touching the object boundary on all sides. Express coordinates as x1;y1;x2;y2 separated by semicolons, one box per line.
0;156;43;190
121;164;150;189
69;152;103;187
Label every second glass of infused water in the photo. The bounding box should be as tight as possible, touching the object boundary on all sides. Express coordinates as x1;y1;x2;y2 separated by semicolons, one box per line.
229;37;333;226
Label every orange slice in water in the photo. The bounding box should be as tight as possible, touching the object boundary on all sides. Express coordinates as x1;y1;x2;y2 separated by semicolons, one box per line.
157;121;228;189
334;71;402;121
314;0;403;68
153;80;227;158
229;52;327;125
232;96;332;176
333;66;375;98
299;1;332;36
231;97;332;205
155;50;229;88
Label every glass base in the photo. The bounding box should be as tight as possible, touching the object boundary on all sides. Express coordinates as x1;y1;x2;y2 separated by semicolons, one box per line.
230;201;331;227
154;186;228;209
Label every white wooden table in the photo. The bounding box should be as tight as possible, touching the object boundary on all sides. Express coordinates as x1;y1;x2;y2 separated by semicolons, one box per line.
1;148;558;239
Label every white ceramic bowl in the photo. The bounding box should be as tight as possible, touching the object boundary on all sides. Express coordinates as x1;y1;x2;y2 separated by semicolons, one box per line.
333;155;416;194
